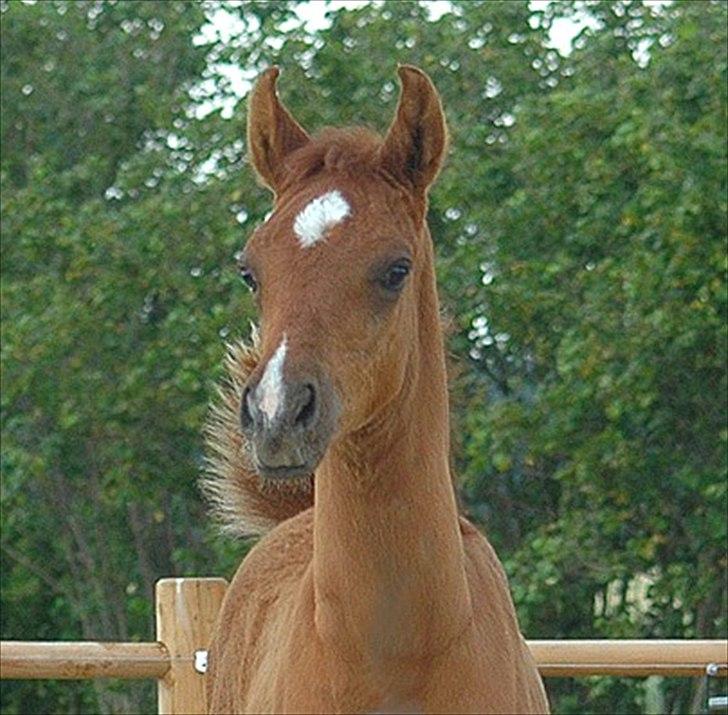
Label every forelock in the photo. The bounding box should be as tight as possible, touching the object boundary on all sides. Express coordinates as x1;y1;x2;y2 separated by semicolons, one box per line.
282;127;383;185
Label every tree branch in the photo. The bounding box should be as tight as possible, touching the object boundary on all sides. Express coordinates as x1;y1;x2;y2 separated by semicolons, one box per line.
1;542;66;595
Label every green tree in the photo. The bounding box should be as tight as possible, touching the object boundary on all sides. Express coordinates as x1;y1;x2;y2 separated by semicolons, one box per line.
452;2;727;712
1;0;276;710
2;1;725;713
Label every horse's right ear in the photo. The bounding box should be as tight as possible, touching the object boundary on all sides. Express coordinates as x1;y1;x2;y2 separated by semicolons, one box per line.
247;67;310;194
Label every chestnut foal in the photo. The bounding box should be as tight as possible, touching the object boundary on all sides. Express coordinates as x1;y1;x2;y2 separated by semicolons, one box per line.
205;66;549;714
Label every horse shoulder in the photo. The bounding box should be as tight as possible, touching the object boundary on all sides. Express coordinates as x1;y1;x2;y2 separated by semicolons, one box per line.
242;505;315;583
458;516;549;713
459;517;513;602
207;508;314;713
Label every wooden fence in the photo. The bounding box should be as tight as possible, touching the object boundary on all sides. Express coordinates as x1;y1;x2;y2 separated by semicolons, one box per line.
1;578;726;714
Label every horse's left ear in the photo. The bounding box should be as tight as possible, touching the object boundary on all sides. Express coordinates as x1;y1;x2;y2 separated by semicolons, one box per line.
379;65;447;194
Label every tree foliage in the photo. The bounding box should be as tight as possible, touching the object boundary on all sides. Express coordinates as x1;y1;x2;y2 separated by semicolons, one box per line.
1;1;725;713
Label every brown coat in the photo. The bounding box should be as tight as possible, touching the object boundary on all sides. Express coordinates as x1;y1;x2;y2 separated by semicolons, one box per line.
203;66;549;714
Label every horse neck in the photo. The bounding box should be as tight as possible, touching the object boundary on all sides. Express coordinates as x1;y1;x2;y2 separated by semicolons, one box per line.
312;230;472;666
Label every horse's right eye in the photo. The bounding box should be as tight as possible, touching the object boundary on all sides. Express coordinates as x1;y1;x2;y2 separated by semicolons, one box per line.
238;266;258;293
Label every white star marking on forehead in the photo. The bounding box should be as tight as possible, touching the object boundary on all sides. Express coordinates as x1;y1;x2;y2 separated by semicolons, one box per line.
293;190;351;248
257;336;287;422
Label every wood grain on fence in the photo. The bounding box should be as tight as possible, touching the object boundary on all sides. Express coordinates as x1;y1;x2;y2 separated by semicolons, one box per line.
0;641;169;680
155;577;227;715
529;639;728;677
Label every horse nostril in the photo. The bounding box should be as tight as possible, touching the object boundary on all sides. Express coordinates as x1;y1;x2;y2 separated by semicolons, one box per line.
240;386;255;430
294;383;316;427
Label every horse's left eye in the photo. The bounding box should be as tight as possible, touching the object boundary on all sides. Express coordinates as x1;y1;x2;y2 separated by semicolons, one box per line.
380;260;411;292
238;266;258;293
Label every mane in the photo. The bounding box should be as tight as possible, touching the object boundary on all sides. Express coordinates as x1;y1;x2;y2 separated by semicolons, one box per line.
284;127;383;185
201;329;313;538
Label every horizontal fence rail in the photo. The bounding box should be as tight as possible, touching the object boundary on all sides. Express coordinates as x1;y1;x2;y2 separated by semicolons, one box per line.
0;641;170;680
529;640;728;678
0;578;726;714
2;639;726;680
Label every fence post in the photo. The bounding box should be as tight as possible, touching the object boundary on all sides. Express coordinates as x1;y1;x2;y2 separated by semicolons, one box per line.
155;577;227;715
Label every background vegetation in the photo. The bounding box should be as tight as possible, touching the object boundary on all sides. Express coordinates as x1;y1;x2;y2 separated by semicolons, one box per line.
1;1;725;712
